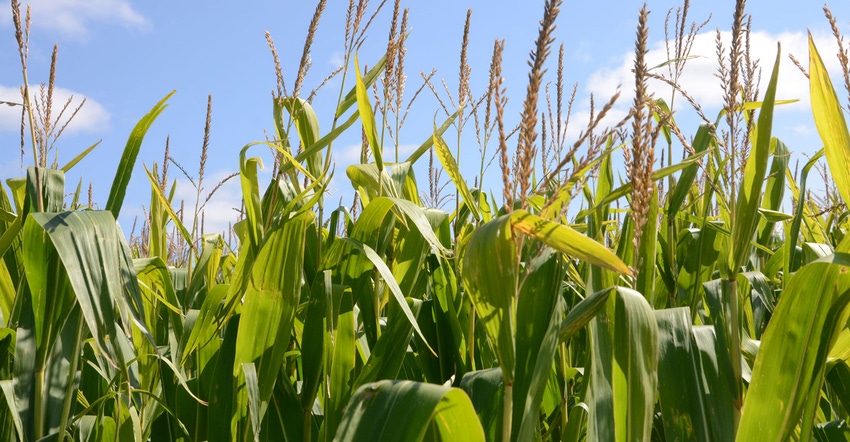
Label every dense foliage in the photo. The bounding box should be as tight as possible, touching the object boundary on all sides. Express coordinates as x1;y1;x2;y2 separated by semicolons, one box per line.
5;0;850;441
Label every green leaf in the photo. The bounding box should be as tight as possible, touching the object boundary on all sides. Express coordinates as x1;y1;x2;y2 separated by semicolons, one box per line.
690;326;736;441
354;297;422;386
239;145;265;255
460;368;504;441
208;316;239;442
22;211;149;439
636;188;658;300
586;287;658;442
26;167;64;213
757;139;790;245
278;97;323;178
185;233;225;309
576;148;711;220
243;363;261;442
347;163;401;203
354;55;382;172
337;54;387;119
668;124;714;217
513;248;566;441
181;284;229;365
405;110;460;165
232;211;311;434
786;149;825;275
59;140;101;173
324;289;356;439
24;211;146;376
434;134;480;221
563;403;590;442
738;259;850;441
300;272;328;413
334;380;485;442
143;164;194;251
1;380;24;441
337;237;433;354
460;215;517;383
105;90;174;219
809;33;850;209
655;308;716;442
558;287;614;343
730;45;780;273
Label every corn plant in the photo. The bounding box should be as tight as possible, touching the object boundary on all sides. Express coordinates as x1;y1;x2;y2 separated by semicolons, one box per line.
9;0;850;441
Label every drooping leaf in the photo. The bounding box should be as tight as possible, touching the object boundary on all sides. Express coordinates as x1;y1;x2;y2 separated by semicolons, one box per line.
334;380;485;442
510;209;631;276
433;134;480;221
559;287;613;343
278;97;323;177
460;368;504;441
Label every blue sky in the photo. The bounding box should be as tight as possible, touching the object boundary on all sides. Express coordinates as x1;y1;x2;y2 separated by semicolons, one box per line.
1;0;849;235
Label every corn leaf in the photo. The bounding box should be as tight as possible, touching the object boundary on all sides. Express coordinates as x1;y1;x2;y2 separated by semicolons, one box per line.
434;134;480;221
513;248;566;441
460;215;517;383
459;368;504;441
105;91;174;219
278;97;323;178
510;209;631;275
239;145;265;255
354;55;382;172
810;33;850;208
405;110;460;165
730;45;780;272
738;255;850;441
655;308;719;442
59;140;101;173
558;287;614;343
143;165;194;251
232;211;311;433
586;287;658;442
334;380;485;442
738;257;850;441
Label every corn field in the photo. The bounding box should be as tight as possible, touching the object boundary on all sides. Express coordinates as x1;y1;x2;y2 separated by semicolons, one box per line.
5;0;850;440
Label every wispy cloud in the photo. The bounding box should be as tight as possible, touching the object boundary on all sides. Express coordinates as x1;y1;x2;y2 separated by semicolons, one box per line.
585;30;840;117
1;0;149;38
0;84;110;134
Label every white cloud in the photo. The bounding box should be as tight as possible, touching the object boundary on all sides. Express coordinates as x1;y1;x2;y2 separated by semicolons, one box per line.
336;142;363;165
1;0;148;38
792;124;813;135
168;170;243;237
586;30;841;117
0;84;110;134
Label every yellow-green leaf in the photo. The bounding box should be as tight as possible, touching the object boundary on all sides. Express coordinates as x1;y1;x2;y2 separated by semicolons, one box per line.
809;33;850;209
510;209;631;276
